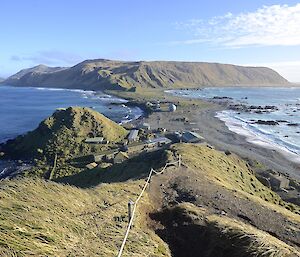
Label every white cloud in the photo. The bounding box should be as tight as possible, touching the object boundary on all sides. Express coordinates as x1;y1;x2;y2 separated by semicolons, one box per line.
10;50;83;66
176;4;300;47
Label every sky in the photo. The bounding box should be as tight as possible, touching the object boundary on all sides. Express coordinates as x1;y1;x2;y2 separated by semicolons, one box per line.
1;0;300;81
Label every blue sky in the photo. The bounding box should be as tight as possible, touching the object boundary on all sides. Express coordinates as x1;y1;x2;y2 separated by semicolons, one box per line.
1;0;300;81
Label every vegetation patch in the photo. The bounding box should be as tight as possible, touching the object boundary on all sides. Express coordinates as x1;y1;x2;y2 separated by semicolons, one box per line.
171;143;300;216
0;178;169;256
151;202;300;257
1;107;128;178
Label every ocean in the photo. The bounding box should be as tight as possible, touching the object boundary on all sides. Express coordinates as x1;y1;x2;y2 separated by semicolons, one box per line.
167;87;300;164
0;85;142;144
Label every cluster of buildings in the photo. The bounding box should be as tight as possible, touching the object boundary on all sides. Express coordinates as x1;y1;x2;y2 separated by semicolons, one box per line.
83;120;205;169
83;101;205;169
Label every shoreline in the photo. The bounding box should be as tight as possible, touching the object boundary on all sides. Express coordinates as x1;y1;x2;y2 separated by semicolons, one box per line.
216;111;300;165
1;85;299;180
138;101;300;180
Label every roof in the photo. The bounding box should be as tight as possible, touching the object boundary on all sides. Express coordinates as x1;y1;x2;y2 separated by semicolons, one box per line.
115;151;129;159
139;123;150;129
269;174;289;183
128;129;139;140
85;137;104;143
147;137;172;144
182;131;204;142
86;162;98;169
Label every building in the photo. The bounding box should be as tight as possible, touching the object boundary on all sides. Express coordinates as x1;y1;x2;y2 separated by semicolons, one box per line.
269;174;290;191
114;151;129;164
182;131;204;143
153;103;161;111
85;137;104;144
147;137;172;147
86;162;98;170
169;103;177;112
139;123;150;130
128;129;139;142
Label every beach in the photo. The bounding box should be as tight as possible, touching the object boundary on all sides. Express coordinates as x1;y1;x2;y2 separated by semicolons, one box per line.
139;102;300;180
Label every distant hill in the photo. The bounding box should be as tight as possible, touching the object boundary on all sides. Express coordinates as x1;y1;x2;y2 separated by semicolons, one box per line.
2;59;289;90
7;64;67;80
0;77;5;82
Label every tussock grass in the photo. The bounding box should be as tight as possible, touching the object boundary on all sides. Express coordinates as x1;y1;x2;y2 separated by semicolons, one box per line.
180;203;300;257
3;107;128;178
5;106;128;159
171;144;300;219
0;178;169;256
209;214;300;257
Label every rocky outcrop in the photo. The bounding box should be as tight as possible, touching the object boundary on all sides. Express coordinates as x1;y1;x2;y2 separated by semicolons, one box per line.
255;120;279;125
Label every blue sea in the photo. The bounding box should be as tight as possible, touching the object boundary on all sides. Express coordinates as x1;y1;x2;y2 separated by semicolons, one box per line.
0;85;142;144
168;87;300;164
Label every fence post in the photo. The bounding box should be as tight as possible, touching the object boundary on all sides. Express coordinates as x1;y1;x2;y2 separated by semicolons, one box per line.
148;175;151;191
49;154;57;180
178;155;181;167
128;200;134;222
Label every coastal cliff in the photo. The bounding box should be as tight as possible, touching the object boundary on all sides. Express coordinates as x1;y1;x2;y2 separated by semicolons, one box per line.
2;59;289;90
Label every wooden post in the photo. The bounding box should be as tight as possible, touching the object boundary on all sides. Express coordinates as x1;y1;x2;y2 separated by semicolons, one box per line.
128;200;134;222
178;155;181;167
148;176;151;191
49;154;57;180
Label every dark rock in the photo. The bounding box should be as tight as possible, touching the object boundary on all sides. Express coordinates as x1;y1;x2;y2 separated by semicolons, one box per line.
255;120;279;125
224;150;231;156
212;96;233;100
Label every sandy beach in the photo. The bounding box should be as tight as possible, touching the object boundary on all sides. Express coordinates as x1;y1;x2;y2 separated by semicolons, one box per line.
139;103;300;180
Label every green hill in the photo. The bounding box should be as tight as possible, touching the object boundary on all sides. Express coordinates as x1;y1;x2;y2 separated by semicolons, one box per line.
2;59;289;90
1;107;128;178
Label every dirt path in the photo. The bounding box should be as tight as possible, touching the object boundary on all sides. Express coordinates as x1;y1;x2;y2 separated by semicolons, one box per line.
148;164;300;250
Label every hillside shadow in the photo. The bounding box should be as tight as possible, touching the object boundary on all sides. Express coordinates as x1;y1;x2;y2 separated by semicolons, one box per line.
56;149;167;188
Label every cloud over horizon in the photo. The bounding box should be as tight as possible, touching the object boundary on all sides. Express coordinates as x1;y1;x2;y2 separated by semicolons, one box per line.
175;3;300;47
10;50;84;66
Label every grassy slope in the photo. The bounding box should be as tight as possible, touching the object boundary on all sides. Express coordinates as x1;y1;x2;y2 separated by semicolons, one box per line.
1;144;299;256
157;203;300;256
172;144;300;216
3;59;289;91
2;107;128;178
0;178;169;257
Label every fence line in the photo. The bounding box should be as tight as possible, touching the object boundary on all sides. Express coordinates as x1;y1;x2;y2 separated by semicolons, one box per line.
117;155;181;257
49;154;57;180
